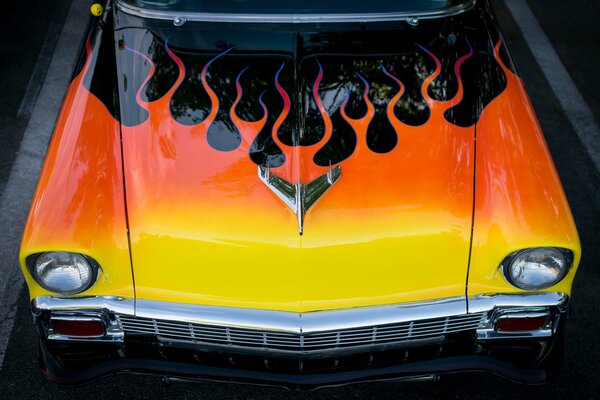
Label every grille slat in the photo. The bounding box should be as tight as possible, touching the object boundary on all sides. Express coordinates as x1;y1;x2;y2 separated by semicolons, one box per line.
300;323;482;344
306;320;483;340
305;316;483;337
124;328;477;349
117;312;485;353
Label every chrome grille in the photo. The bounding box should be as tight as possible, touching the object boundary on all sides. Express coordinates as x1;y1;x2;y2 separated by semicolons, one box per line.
117;312;486;354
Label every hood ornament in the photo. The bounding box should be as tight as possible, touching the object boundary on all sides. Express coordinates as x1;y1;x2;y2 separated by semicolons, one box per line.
258;165;341;235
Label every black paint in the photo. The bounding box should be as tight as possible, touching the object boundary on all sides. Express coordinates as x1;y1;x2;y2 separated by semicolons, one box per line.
114;29;154;127
245;61;289;168
168;51;212;126
444;11;508;127
82;16;120;119
427;33;472;102
86;1;517;163
141;38;179;103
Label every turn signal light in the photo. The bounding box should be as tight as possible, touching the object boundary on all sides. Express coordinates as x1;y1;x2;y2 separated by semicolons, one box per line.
51;319;105;337
496;316;547;333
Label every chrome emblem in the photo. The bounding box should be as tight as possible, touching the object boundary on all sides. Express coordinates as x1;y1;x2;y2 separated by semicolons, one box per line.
258;165;341;235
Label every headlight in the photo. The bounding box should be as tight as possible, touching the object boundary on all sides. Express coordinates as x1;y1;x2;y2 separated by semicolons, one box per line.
28;252;99;295
501;248;573;290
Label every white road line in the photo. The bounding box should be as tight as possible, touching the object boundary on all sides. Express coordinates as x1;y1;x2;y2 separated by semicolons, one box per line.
0;0;89;369
16;1;69;119
504;0;600;174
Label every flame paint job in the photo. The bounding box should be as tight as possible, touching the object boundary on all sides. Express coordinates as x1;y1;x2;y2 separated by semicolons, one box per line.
114;37;476;309
19;0;580;312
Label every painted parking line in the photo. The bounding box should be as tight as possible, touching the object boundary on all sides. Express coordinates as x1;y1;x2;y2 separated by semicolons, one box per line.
504;0;600;174
0;0;89;369
16;1;71;119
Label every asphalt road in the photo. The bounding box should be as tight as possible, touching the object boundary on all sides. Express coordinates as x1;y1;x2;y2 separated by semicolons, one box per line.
0;0;71;196
0;0;599;398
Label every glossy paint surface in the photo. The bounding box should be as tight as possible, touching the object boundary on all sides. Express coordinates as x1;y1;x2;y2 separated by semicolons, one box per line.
19;22;134;299
120;68;475;310
115;2;576;310
113;10;491;311
19;0;580;312
467;39;580;296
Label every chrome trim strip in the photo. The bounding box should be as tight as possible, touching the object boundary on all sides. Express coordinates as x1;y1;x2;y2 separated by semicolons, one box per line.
468;292;568;314
44;312;125;343
475;309;557;340
472;293;568;341
32;292;568;340
32;296;134;316
115;0;476;24
135;296;468;334
116;312;486;355
157;336;447;358
33;296;468;334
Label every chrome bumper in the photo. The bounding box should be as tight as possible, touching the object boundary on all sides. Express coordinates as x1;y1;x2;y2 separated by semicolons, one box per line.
32;293;568;349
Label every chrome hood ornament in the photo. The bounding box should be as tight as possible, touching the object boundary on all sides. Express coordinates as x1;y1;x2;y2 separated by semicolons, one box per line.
258;165;341;235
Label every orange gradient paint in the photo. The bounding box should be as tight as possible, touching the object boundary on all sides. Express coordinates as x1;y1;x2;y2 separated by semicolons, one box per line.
231;68;268;142
270;62;337;182
19;37;133;299
468;39;580;297
340;74;375;137
119;43;478;312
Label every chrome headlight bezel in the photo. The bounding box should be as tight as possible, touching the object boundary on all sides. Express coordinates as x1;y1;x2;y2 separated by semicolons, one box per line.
26;252;100;296
500;247;574;291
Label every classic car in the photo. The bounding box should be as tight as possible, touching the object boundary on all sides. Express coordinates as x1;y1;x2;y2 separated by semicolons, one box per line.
19;0;581;389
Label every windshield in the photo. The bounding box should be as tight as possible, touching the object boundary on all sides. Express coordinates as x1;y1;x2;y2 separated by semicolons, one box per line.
121;0;472;15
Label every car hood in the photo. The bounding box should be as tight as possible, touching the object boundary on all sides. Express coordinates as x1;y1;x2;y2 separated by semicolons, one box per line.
111;10;509;312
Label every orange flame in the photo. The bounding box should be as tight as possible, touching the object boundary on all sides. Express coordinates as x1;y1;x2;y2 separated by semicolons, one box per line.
269;61;339;183
340;73;375;147
230;67;268;149
119;40;477;185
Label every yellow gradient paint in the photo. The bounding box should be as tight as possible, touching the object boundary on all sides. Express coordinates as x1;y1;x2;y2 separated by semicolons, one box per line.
467;41;581;297
129;199;472;312
119;40;476;312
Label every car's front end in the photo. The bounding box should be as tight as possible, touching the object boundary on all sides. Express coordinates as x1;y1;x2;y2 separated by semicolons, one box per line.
33;292;569;388
20;0;580;389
